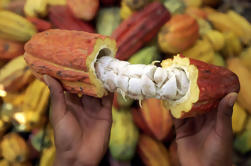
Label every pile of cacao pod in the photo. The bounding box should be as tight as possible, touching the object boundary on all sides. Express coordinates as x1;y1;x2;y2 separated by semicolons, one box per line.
0;0;251;165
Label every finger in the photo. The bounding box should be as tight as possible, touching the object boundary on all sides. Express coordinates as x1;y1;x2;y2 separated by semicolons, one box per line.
43;75;67;126
216;92;238;138
101;93;114;108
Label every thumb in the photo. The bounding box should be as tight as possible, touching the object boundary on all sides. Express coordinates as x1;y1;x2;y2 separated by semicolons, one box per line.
216;92;238;138
43;75;67;126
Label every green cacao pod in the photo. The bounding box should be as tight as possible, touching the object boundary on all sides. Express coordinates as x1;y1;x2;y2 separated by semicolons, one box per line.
128;45;161;65
109;108;139;161
96;7;121;36
234;130;251;154
162;0;185;15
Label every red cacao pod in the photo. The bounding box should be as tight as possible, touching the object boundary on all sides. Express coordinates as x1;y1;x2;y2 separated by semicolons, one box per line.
161;55;240;118
112;2;171;60
49;5;95;33
27;17;52;32
158;14;199;54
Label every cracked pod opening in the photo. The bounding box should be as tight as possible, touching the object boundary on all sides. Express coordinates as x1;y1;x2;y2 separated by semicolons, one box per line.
161;55;199;118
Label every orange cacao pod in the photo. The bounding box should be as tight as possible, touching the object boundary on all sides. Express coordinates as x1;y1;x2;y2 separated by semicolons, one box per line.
112;2;170;60
24;29;116;97
140;99;173;141
67;0;99;21
169;141;181;166
186;7;208;19
49;5;95;33
0;39;24;60
158;14;199;54
138;134;171;166
132;108;153;136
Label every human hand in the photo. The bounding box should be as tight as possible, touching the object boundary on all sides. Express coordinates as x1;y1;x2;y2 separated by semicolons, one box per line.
43;75;113;166
173;93;238;166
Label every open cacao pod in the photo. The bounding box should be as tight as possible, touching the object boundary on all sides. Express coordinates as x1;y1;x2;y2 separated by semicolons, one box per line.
24;29;240;119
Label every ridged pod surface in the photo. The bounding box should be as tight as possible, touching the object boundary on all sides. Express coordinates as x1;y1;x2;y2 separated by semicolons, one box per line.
158;14;199;54
112;2;171;60
24;29;117;97
162;55;240;118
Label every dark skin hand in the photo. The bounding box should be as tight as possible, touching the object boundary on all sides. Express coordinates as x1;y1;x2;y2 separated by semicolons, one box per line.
173;92;238;166
44;75;237;166
43;75;113;166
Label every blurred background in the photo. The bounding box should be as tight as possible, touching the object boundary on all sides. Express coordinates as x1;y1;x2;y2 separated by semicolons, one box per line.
0;0;250;165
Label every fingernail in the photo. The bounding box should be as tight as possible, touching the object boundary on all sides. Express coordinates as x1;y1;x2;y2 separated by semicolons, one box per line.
228;93;238;107
43;75;49;85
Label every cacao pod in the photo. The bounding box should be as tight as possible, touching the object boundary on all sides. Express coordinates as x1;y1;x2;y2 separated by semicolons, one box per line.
161;55;239;118
124;0;150;10
227;58;251;114
140;99;173;141
183;0;202;7
232;103;247;133
0;160;32;166
234;130;251;154
162;0;185;15
0;56;34;92
138;134;171;166
169;141;181;166
197;18;212;36
0;39;24;60
182;38;215;63
128;45;161;65
112;2;171;60
212;53;225;67
24;0;48;17
0;10;37;42
24;29;117;97
158;14;199;54
49;5;95;33
47;0;66;5
132;108;153;136
24;30;240;119
203;30;225;51
109;108;139;161
221;32;242;57
27;17;52;32
39;145;56;166
4;0;26;15
240;47;251;70
120;0;134;20
186;7;207;19
1;133;29;163
113;93;134;109
246;117;251;131
13;79;50;131
96;7;121;36
67;0;99;21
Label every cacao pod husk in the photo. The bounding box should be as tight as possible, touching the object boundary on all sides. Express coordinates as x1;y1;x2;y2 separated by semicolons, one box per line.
112;2;171;60
49;5;95;33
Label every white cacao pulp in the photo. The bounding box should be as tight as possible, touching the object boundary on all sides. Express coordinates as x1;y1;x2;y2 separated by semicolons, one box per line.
95;56;190;100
